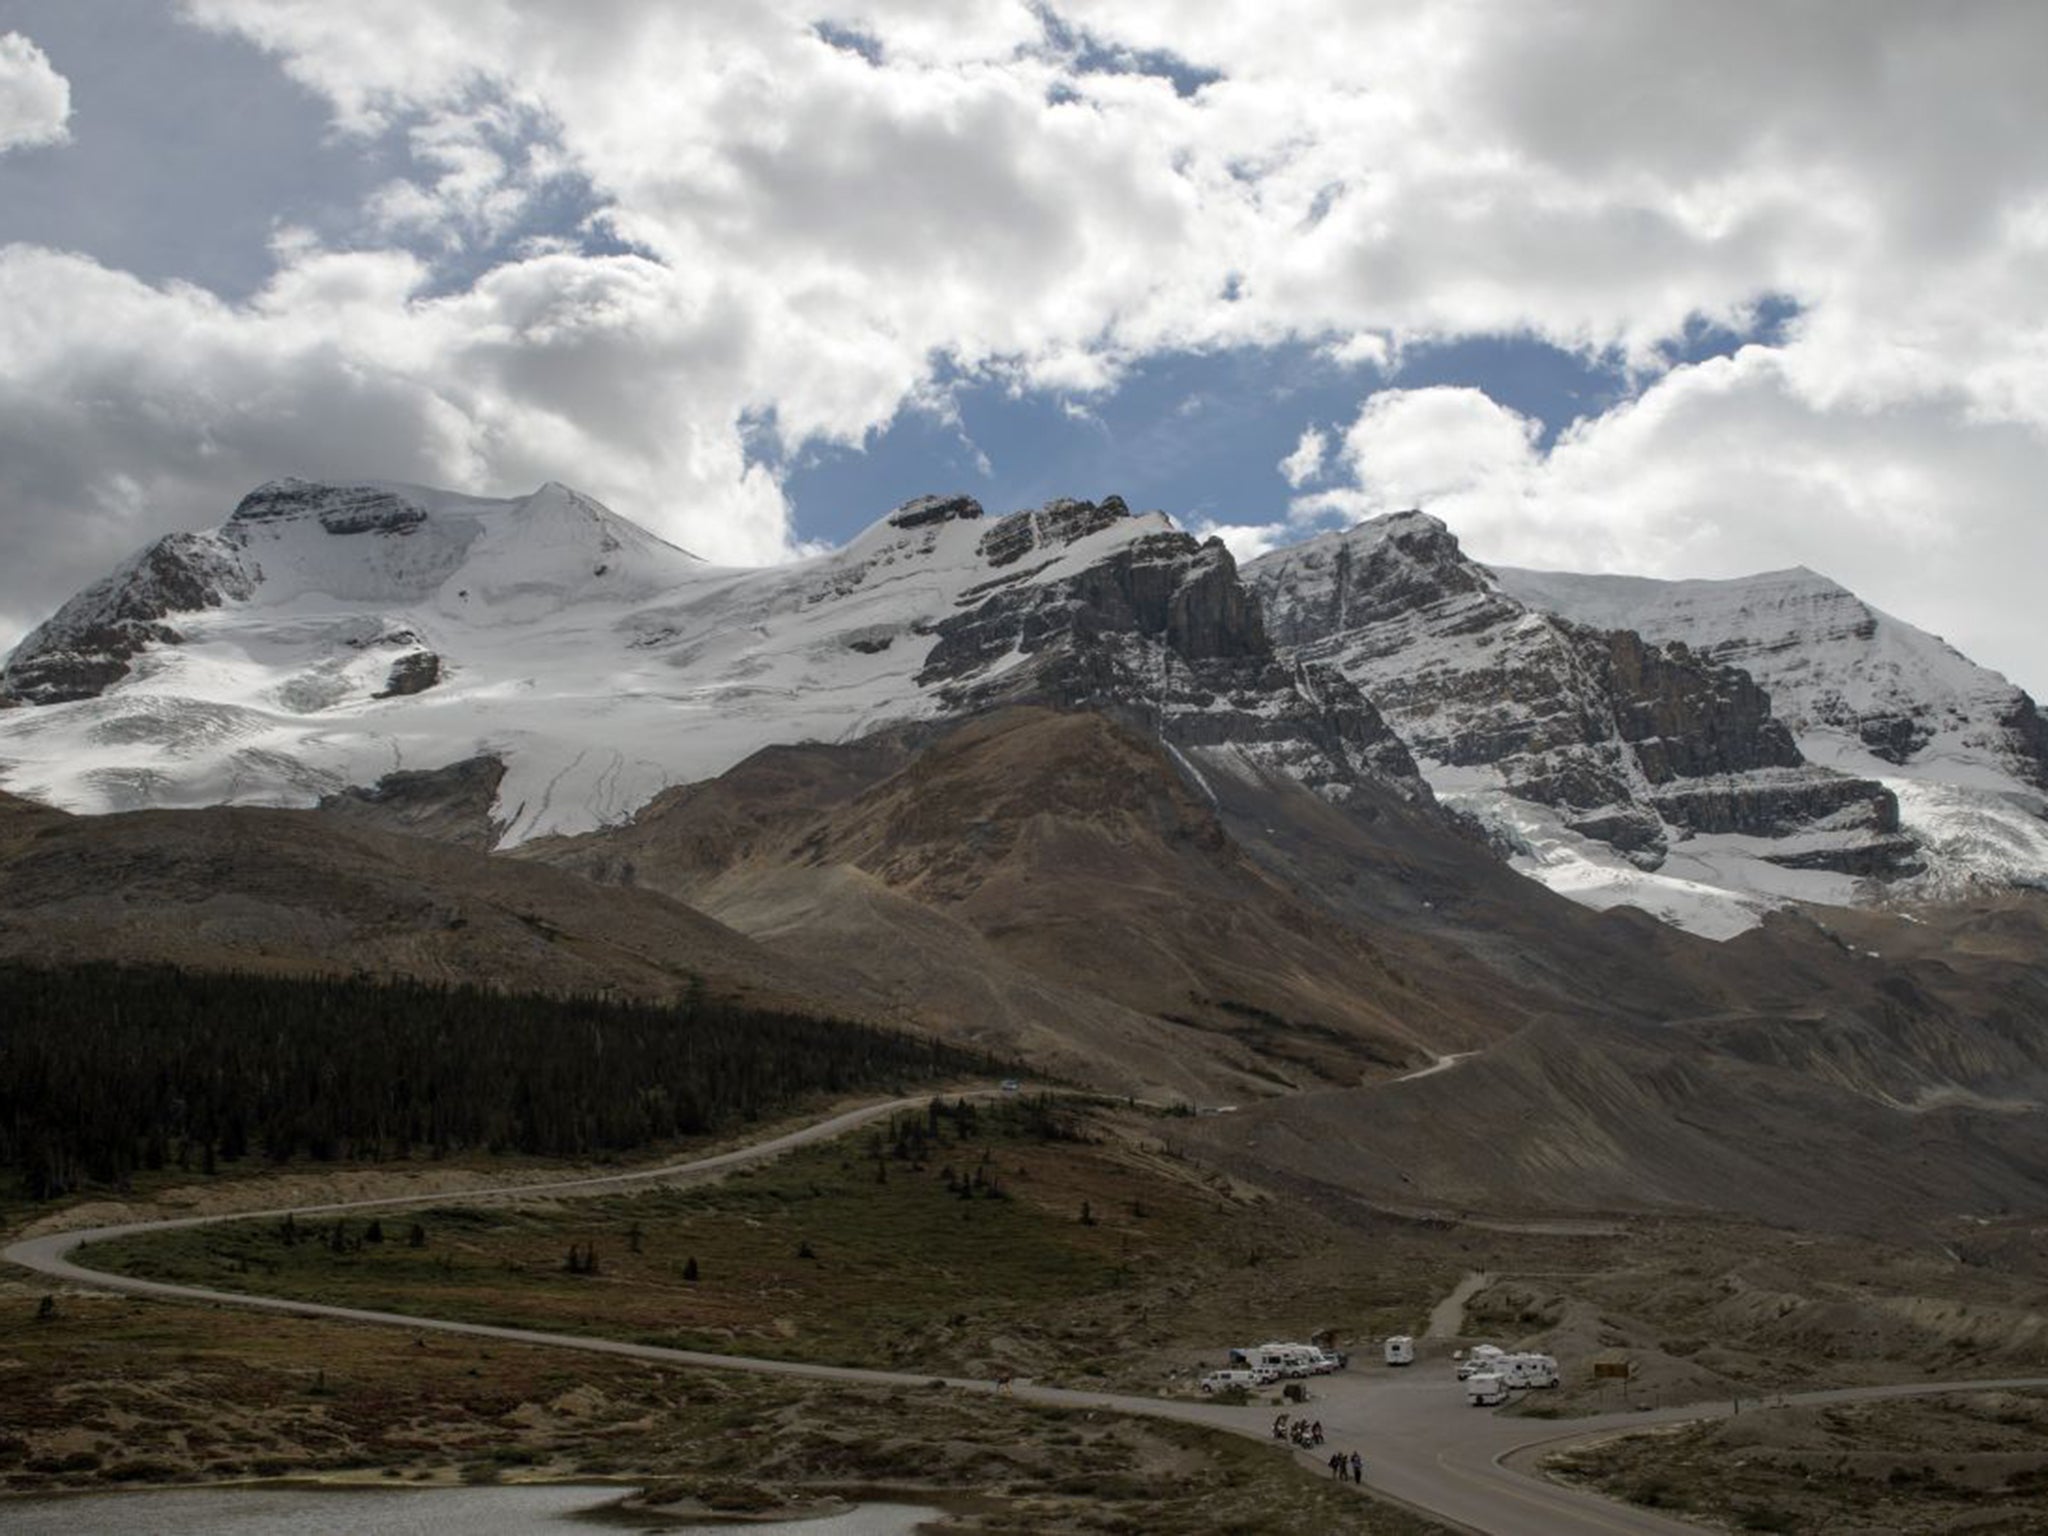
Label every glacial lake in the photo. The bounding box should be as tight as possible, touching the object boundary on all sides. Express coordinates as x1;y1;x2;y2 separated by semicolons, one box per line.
1;1483;944;1534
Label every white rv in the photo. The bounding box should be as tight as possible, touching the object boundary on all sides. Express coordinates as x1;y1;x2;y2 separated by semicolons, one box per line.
1454;1344;1504;1380
1249;1342;1323;1378
1497;1353;1559;1389
1466;1371;1508;1407
1383;1334;1415;1366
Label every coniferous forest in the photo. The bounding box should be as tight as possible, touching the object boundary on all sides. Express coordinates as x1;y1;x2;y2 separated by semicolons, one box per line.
0;961;993;1198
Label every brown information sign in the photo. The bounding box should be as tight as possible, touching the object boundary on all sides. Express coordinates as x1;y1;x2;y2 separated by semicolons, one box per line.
1592;1361;1632;1380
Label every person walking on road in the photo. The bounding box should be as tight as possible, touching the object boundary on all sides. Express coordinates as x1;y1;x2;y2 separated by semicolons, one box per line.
1351;1450;1364;1484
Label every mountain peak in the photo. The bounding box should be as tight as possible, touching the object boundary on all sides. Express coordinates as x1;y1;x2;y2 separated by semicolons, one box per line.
885;492;984;529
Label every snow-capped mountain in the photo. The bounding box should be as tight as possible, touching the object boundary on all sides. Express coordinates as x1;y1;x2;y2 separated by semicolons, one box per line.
5;479;2040;938
1493;564;2048;905
1244;513;1942;937
0;479;1416;844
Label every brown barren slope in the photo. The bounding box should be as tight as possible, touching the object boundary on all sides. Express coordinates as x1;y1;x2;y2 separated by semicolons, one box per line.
0;798;877;1017
525;708;1524;1098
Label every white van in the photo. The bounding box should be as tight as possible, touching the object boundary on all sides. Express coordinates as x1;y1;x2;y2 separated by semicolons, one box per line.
1384;1334;1415;1366
1200;1369;1259;1394
1466;1371;1508;1407
1498;1353;1559;1389
1454;1344;1504;1380
1251;1343;1321;1378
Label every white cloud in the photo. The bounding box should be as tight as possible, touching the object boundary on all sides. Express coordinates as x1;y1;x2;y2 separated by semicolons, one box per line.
1277;425;1327;488
1296;363;2048;694
1190;518;1290;566
1291;388;1541;532
0;32;70;151
1321;332;1391;370
0;243;794;637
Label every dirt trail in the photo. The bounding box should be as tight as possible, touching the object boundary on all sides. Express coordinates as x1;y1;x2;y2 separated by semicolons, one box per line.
1392;1051;1476;1084
1426;1269;1491;1338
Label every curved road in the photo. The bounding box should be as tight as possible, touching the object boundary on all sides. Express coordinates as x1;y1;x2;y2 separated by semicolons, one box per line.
8;1093;2047;1535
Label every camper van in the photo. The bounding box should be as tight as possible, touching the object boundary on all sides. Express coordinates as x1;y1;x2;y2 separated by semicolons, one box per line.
1247;1343;1323;1378
1454;1344;1504;1380
1466;1371;1508;1407
1496;1353;1559;1389
1383;1335;1415;1366
1199;1369;1259;1394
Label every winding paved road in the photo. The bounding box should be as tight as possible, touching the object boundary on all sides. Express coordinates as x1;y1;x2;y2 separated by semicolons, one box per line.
8;1093;2047;1535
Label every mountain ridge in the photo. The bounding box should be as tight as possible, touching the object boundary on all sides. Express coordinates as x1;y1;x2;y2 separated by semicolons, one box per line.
2;478;2043;937
1243;512;2041;933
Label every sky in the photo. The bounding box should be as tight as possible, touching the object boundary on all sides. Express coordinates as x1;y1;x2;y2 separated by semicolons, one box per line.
0;2;2042;698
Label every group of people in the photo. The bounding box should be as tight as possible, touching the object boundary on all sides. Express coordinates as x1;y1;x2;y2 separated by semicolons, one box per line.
1270;1414;1365;1485
1274;1413;1322;1446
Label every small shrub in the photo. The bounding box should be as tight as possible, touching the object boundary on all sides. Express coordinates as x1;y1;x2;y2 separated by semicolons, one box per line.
1737;1509;1799;1533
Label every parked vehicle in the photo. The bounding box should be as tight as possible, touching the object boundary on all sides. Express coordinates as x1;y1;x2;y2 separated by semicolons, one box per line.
1384;1334;1415;1366
1455;1344;1504;1380
1200;1369;1259;1393
1497;1353;1559;1389
1466;1371;1508;1407
1246;1342;1324;1378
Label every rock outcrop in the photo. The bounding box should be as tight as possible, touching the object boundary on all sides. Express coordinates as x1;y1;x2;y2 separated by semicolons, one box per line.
918;498;1425;804
1;532;255;705
232;478;430;537
1246;512;1909;879
1494;562;2048;897
316;754;506;850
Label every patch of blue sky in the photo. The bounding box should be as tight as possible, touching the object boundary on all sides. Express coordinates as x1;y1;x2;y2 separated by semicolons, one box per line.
1659;292;1800;366
1032;7;1222;98
776;300;1801;547
811;21;885;65
371;107;646;298
0;0;390;299
0;2;635;300
772;342;1366;539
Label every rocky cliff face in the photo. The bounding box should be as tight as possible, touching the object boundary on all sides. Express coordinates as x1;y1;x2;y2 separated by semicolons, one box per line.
1;532;254;705
1494;563;2048;900
315;755;507;850
915;497;1424;804
1245;513;1913;892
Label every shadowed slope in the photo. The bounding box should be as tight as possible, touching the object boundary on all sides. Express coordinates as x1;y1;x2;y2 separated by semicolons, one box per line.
0;799;874;1018
525;708;1515;1097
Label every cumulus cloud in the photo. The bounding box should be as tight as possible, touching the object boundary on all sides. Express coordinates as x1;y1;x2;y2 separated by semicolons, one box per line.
0;2;2041;692
1293;389;1542;529
1294;365;2048;692
0;32;70;151
1190;517;1289;567
1277;425;1328;488
0;243;792;624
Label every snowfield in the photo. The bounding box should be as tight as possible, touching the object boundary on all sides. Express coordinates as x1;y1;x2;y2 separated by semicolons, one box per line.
0;482;1176;844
